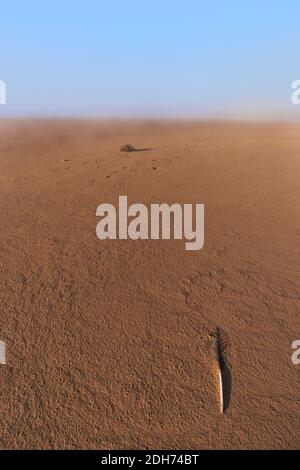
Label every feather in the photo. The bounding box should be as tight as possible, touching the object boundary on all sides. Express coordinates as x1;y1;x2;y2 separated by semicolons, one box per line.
215;327;232;414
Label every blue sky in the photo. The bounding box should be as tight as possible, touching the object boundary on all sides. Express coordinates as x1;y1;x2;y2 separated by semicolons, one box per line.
0;1;299;118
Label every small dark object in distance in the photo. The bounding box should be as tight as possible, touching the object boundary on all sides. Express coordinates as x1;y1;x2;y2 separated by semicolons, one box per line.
120;144;136;152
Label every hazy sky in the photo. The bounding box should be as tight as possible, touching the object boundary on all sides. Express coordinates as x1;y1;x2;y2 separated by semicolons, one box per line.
0;1;299;118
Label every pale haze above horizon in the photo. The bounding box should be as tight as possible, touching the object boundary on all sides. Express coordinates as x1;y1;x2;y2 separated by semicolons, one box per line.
0;0;299;119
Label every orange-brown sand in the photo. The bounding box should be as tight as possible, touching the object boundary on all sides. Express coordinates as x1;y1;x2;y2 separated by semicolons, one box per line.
0;120;299;449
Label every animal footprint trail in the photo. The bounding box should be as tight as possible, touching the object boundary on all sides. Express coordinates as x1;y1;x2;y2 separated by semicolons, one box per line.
215;327;232;414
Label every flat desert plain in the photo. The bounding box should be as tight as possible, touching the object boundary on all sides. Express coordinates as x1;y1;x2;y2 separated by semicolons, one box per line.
0;120;299;449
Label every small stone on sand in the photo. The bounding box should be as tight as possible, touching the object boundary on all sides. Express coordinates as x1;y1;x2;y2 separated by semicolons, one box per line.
120;144;136;152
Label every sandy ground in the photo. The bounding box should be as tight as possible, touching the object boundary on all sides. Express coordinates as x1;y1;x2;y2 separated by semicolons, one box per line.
0;120;299;449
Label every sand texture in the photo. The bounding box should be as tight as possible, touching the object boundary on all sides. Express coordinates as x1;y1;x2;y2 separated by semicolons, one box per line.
0;120;299;449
